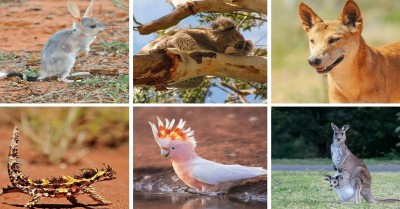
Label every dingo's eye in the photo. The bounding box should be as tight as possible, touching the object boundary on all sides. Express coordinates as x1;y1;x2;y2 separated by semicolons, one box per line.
310;39;314;44
329;37;341;44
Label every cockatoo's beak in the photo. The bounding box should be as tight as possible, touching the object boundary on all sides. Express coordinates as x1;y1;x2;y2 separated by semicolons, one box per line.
161;149;170;157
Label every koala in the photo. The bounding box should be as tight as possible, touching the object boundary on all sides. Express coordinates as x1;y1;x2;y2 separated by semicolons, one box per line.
138;17;254;89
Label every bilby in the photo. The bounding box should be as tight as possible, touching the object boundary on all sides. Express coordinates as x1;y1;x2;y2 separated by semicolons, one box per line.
0;0;106;83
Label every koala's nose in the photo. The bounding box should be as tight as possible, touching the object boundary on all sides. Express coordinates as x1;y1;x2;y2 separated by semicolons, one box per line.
308;58;321;66
235;41;245;51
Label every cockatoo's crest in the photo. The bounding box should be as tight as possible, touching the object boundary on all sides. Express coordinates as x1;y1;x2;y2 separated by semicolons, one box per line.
149;117;196;148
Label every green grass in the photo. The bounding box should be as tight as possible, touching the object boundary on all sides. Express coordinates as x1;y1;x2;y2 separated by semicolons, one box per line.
0;54;15;62
111;0;128;11
104;74;129;103
100;41;129;55
272;171;400;208
74;75;129;103
272;0;400;103
273;158;400;166
23;67;40;77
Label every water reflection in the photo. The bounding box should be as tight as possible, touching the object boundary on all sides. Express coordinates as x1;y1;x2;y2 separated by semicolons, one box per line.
134;192;267;209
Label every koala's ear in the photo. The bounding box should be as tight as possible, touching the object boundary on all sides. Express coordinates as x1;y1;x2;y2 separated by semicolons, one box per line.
342;125;350;132
211;17;237;32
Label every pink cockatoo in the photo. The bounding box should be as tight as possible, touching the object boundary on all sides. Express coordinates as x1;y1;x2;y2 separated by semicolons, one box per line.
149;117;267;193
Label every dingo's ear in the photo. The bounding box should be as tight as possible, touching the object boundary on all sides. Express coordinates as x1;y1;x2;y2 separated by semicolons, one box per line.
299;2;323;32
339;0;363;31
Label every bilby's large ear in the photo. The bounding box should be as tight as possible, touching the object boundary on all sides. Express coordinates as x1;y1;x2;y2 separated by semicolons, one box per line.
299;2;323;32
342;125;350;132
67;1;81;22
331;123;339;131
339;0;362;31
84;0;94;18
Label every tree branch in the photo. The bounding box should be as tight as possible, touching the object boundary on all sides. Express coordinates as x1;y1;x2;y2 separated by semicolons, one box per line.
134;49;267;89
138;0;267;35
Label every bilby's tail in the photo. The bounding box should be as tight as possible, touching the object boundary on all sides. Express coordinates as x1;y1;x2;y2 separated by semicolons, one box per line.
0;72;38;81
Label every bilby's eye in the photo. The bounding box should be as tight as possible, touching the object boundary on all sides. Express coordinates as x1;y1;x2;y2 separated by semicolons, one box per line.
90;25;97;29
329;37;341;44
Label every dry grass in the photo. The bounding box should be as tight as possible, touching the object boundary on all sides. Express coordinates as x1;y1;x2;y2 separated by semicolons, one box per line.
0;108;129;165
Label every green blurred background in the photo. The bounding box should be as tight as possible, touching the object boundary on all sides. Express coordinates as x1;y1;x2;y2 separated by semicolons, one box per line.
272;0;400;103
272;107;400;159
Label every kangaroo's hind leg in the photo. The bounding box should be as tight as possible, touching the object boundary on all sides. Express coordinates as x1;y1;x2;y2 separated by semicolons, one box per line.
352;178;362;204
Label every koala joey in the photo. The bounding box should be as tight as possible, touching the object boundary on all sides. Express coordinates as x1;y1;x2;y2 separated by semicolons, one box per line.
138;17;254;89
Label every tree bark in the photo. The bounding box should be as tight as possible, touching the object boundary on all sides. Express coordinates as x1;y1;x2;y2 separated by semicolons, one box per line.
134;49;267;88
138;0;267;35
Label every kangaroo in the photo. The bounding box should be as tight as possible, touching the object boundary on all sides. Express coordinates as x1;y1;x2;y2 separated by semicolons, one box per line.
324;173;355;203
299;0;400;103
330;123;400;203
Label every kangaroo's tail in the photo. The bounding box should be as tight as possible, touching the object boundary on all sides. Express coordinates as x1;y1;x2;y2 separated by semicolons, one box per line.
361;188;400;203
361;188;379;203
377;199;400;203
0;72;38;81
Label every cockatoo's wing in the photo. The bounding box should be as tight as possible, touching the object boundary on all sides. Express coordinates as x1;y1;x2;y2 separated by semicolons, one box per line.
191;157;267;185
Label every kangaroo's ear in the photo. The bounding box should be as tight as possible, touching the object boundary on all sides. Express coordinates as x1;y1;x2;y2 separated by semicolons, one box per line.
336;175;344;180
342;125;350;132
331;123;339;131
323;174;332;181
339;0;363;31
299;2;323;32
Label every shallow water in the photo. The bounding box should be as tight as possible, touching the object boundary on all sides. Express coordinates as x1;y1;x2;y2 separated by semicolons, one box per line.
134;192;267;209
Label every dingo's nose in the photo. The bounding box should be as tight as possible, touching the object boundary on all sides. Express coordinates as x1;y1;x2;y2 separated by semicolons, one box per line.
308;58;321;66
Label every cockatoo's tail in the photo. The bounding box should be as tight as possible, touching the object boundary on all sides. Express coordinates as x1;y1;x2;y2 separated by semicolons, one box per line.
149;117;196;157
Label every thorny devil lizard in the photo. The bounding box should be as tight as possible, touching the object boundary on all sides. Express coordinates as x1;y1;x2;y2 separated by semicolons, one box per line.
0;126;116;208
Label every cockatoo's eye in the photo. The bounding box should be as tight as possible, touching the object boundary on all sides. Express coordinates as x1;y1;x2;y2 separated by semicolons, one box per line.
171;147;175;150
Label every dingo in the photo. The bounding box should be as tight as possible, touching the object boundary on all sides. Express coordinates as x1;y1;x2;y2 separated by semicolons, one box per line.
299;0;400;103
